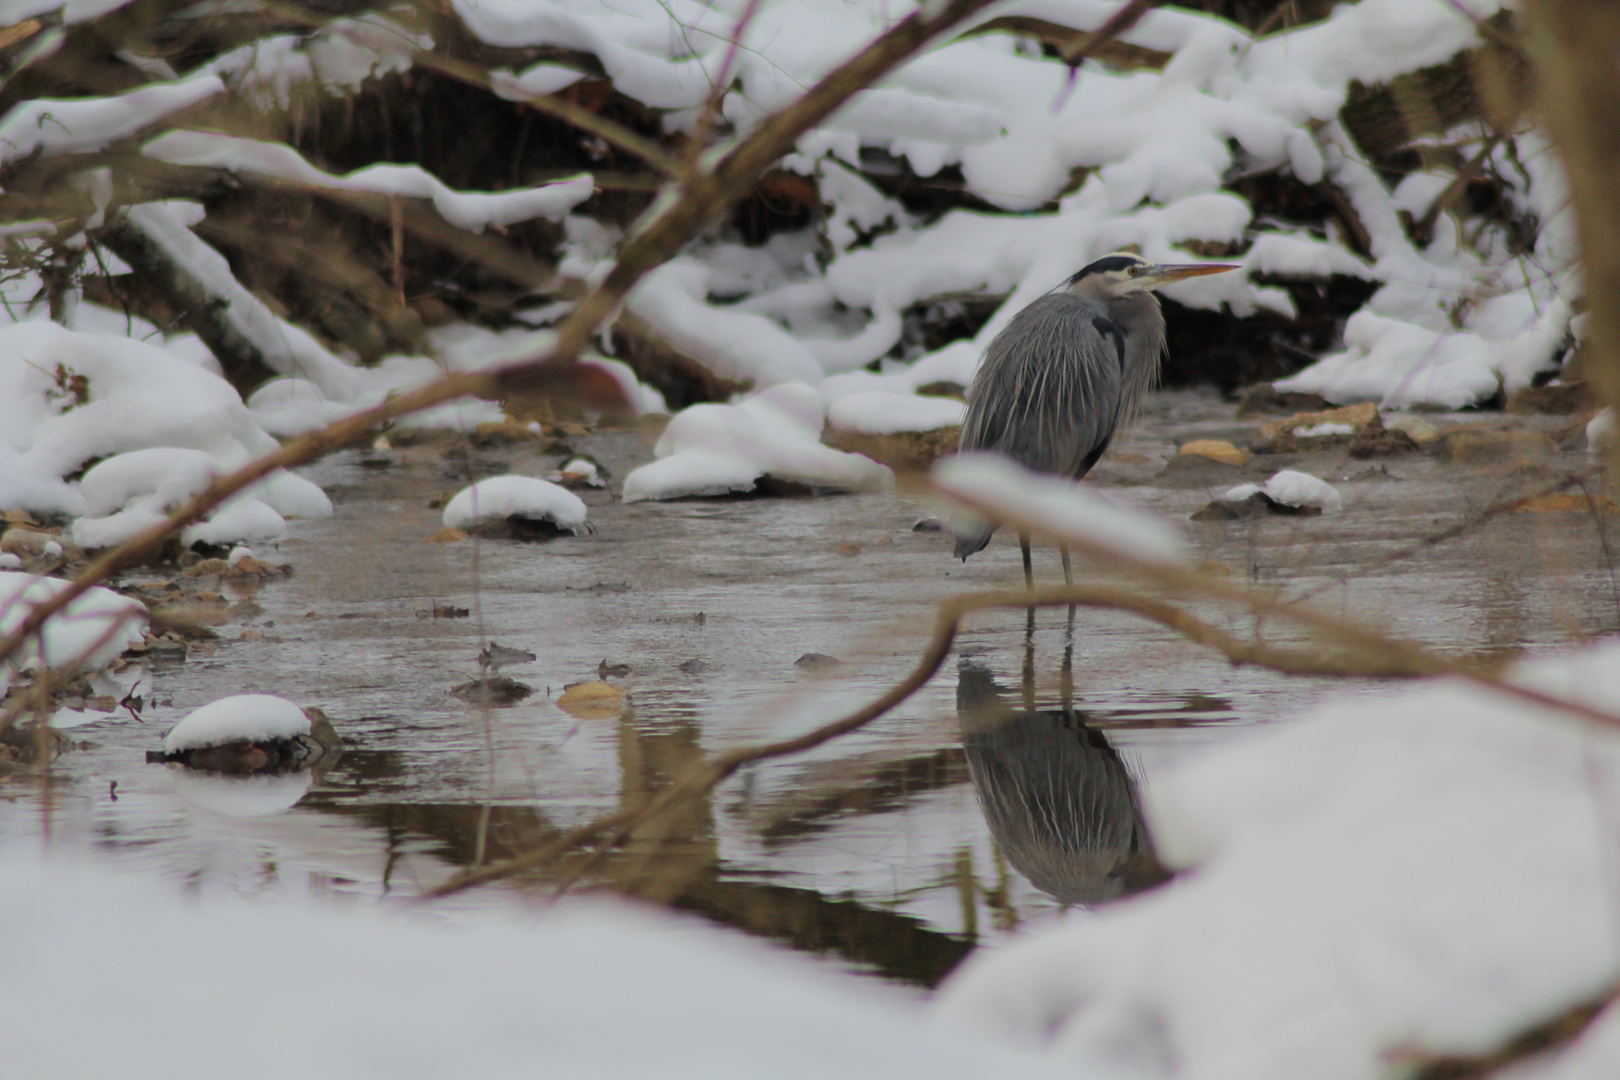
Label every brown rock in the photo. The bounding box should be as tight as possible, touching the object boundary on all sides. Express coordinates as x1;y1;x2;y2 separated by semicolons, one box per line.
224;556;271;578
829;427;960;472
428;527;469;543
836;542;862;557
1235;384;1331;418
1504;382;1593;416
237;628;264;642
1177;439;1251;466
1348;428;1420;458
556;680;628;719
1;527;81;559
1258;402;1380;441
184;558;231;577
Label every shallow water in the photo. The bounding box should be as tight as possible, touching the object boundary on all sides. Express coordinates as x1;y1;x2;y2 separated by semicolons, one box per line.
4;388;1613;987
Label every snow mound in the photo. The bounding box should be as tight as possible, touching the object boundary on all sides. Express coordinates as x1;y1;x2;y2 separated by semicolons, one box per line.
827;392;965;435
162;694;311;754
1225;469;1342;513
0;321;278;480
1589;408;1616;458
0;572;148;694
939;638;1620;1080
443;476;588;531
0;850;1073;1080
623;385;892;502
933;453;1189;567
72;449;320;550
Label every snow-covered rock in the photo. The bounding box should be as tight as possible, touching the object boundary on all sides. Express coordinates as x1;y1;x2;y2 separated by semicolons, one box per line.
623;384;892;502
442;476;588;532
0;572;148;695
1223;470;1343;513
827;392;965;435
162;694;311;755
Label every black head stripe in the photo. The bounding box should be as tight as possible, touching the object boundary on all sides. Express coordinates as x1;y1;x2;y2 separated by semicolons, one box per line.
1093;315;1126;368
1066;254;1143;287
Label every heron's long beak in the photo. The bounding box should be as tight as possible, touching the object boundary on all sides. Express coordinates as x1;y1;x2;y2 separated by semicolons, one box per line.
1140;262;1241;285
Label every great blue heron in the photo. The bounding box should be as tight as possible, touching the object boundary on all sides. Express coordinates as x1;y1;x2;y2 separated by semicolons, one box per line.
953;251;1239;586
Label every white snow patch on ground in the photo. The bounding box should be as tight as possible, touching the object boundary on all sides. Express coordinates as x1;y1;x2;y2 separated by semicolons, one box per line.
0;849;1073;1080
939;637;1620;1080
162;694;311;754
0;572;147;695
443;475;588;531
933;453;1190;567
0;73;223;166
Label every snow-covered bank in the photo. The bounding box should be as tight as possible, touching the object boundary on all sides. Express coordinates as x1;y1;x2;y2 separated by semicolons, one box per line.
0;852;1071;1080
938;640;1620;1080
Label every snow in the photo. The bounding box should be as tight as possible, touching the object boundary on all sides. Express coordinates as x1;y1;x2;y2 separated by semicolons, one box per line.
0;572;147;694
933;453;1190;568
144;132;595;232
1224;470;1343;513
827;392;965;435
162;693;311;754
0;851;1074;1080
442;476;588;531
938;637;1620;1080
0;73;223;167
623;385;892;502
71;448;325;550
1292;422;1353;438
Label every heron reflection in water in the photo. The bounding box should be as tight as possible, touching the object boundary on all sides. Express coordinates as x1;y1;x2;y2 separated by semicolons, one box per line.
958;638;1168;906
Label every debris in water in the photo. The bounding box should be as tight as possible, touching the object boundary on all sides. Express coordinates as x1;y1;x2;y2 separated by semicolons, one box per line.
479;641;537;671
678;658;709;675
598;659;631;678
556;680;628;719
451;676;534;706
795;653;843;672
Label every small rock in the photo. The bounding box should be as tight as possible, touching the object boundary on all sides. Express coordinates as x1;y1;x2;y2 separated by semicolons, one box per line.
1504;382;1593;416
678;658;710;675
1191;493;1274;521
912;518;945;532
556;680;627;719
795;652;843;672
480;641;537;670
828;426;962;473
598;659;631;678
1347;428;1419;458
915;381;966;400
1234;384;1331;418
1385;415;1442;445
224;556;273;578
836;542;862;557
428;527;469;543
372;435;393;451
184;558;231;577
0;509;39;526
1177;439;1251;466
237;628;263;642
1;527;81;560
451;676;534;706
1254;403;1381;453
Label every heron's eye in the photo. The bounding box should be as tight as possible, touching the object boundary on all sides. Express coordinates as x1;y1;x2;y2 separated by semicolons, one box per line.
1127;266;1139;276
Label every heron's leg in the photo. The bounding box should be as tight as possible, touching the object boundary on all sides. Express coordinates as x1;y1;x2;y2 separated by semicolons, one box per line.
1021;609;1036;714
1018;530;1033;591
1061;544;1075;633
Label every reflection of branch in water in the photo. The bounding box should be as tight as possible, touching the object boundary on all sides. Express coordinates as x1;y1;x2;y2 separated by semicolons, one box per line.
959;656;1168;907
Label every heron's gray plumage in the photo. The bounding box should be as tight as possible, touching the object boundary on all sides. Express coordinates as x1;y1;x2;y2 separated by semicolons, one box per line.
952;251;1234;562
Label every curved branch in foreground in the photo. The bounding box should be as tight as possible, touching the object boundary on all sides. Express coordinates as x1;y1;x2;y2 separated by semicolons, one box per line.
421;583;1432;899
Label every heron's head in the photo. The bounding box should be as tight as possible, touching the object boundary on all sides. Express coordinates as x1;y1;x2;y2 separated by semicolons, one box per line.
1065;251;1239;298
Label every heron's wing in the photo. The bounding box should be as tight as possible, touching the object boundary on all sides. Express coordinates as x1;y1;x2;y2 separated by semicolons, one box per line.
958;293;1124;478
